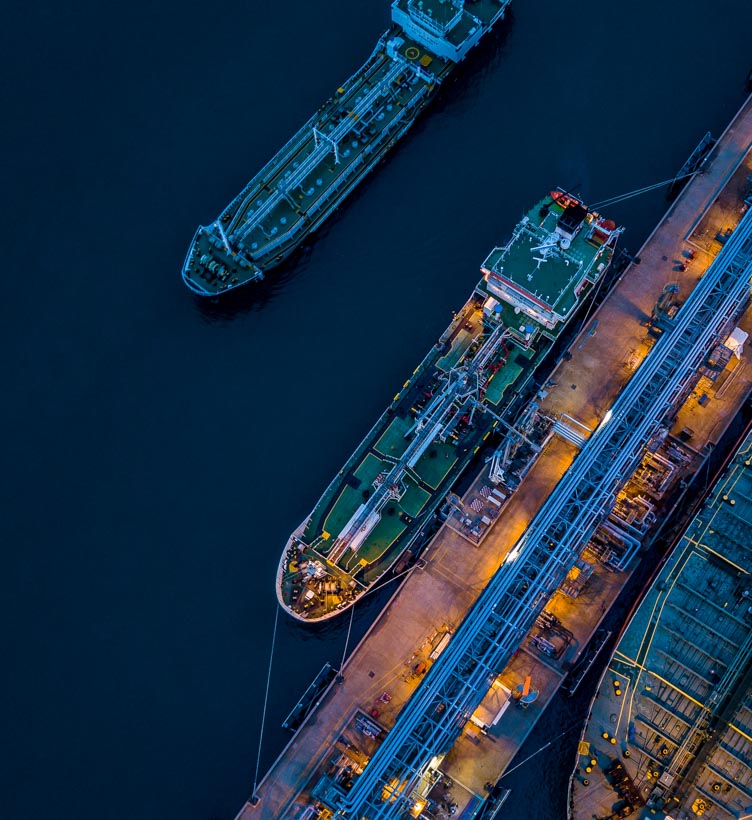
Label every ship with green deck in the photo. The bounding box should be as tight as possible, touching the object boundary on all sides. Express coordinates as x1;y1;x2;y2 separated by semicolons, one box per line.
277;190;623;621
182;0;513;295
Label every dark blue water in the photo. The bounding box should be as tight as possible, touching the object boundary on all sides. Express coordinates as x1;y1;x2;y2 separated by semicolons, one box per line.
3;2;752;818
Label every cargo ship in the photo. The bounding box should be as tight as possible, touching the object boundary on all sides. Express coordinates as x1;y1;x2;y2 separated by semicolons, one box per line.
276;189;622;621
569;424;752;820
181;0;512;295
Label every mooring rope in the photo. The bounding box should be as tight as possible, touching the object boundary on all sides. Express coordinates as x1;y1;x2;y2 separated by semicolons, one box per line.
590;171;699;210
339;603;357;676
501;718;583;778
253;604;280;796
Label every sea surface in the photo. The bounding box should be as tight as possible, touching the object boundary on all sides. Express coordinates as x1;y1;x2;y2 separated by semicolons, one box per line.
3;1;752;818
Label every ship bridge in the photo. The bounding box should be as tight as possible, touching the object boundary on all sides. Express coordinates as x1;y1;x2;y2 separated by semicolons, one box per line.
481;196;620;330
317;208;752;820
391;0;512;62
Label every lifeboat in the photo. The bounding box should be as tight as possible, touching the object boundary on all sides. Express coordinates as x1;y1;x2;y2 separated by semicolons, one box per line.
550;189;581;210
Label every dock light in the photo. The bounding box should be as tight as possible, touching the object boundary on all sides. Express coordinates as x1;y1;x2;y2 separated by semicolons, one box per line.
610;737;617;745
590;759;597;767
603;409;613;425
602;732;610;740
585;766;592;773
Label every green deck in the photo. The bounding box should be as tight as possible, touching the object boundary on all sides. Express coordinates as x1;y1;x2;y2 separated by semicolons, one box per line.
317;447;434;570
375;416;413;460
320;453;386;548
411;441;458;489
399;482;431;517
436;326;477;372
485;347;534;405
343;508;406;571
483;202;611;323
338;479;430;572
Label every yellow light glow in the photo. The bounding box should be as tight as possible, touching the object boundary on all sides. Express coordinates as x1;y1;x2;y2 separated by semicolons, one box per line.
410;799;426;817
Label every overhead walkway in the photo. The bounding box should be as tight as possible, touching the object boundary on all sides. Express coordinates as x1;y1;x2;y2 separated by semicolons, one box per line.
332;208;752;820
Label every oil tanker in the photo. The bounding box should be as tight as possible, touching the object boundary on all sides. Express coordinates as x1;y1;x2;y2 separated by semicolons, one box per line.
276;189;622;620
182;0;513;295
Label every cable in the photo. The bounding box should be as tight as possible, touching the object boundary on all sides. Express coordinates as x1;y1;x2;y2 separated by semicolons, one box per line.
340;603;357;674
590;171;699;210
501;719;583;778
253;604;280;797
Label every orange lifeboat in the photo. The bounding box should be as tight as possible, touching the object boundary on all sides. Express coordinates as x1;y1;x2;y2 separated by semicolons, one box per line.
550;189;580;210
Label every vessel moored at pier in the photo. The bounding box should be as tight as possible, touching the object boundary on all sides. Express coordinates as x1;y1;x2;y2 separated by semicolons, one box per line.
181;0;512;295
238;95;752;820
277;190;622;621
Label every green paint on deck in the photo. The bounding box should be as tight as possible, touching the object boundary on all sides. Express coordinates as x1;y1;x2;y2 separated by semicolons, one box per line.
321;453;389;550
375;415;413;459
436;326;477;372
412;441;458;489
399;481;430;517
346;508;407;568
485;347;534;406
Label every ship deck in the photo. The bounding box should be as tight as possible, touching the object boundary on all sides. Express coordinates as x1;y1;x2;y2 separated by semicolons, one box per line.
283;292;546;616
243;96;752;820
282;193;615;620
184;25;455;294
483;205;605;320
392;0;507;48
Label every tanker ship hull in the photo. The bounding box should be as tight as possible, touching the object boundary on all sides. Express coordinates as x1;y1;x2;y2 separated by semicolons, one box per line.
279;189;622;621
182;0;512;295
